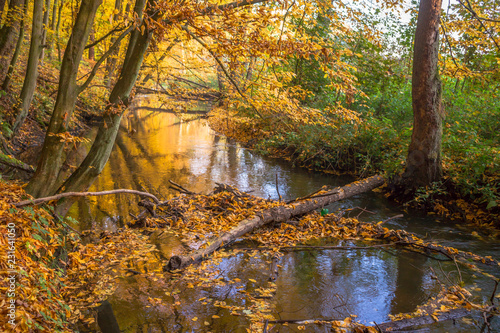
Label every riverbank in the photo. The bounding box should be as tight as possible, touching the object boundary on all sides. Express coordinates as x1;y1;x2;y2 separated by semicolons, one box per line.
0;52;107;180
207;105;500;234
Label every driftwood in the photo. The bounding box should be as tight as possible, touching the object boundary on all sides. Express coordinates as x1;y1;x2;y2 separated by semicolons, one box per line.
14;189;161;207
165;175;385;271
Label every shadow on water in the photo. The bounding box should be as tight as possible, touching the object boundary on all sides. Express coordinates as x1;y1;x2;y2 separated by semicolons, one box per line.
69;97;499;332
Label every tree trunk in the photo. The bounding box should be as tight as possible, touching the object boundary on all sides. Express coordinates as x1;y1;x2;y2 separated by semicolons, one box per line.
39;0;51;63
1;0;27;91
53;0;152;216
11;0;43;136
50;0;58;30
166;175;385;270
103;0;123;89
403;0;444;189
88;28;95;60
26;0;103;197
0;0;25;83
55;0;63;61
0;0;7;20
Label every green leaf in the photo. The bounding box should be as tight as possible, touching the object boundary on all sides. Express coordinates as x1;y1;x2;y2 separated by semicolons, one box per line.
486;200;497;210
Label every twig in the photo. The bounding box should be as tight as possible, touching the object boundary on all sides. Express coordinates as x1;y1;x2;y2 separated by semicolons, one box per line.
286;187;338;204
380;214;404;224
14;189;160;207
453;257;463;284
182;25;264;119
275;174;281;203
490;280;499;306
168;180;196;195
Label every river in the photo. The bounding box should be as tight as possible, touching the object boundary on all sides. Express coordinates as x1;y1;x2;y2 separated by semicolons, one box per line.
68;98;499;332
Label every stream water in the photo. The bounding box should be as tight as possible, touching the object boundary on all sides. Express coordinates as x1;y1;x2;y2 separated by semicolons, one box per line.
69;97;499;332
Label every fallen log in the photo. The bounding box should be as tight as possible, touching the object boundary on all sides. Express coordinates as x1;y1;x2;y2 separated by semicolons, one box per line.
165;175;385;271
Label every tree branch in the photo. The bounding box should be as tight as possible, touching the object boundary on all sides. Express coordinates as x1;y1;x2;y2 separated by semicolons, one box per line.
457;0;500;52
182;25;264;118
77;25;135;93
14;189;160;207
84;24;128;49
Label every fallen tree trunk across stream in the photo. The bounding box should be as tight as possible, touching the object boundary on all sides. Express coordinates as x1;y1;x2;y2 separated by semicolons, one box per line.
165;175;385;271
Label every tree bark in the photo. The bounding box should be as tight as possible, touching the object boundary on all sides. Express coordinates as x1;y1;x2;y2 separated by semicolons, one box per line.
26;0;103;197
403;0;444;189
11;0;43;136
0;0;25;84
50;0;58;31
166;175;385;271
1;0;27;91
0;0;7;20
88;28;95;60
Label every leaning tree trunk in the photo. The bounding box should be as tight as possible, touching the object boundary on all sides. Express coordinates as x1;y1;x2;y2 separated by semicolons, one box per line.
403;0;444;189
11;0;44;136
53;0;152;217
26;0;103;198
0;0;25;84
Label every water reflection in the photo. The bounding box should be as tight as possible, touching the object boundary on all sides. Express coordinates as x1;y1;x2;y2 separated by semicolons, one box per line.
68;102;353;230
68;97;499;332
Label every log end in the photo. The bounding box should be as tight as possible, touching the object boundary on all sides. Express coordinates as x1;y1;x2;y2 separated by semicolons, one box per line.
164;255;183;272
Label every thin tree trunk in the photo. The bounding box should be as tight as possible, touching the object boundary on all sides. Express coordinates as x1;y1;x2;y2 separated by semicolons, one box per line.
11;0;43;136
0;0;24;82
50;0;58;30
1;0;27;91
403;0;444;188
104;0;122;89
39;0;51;63
88;28;95;60
26;0;103;197
166;175;385;270
0;0;7;20
55;0;62;61
47;0;58;59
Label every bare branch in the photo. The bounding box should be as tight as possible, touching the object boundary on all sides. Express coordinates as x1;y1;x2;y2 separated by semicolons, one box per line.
84;24;128;49
77;25;135;93
456;0;500;52
14;189;160;207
